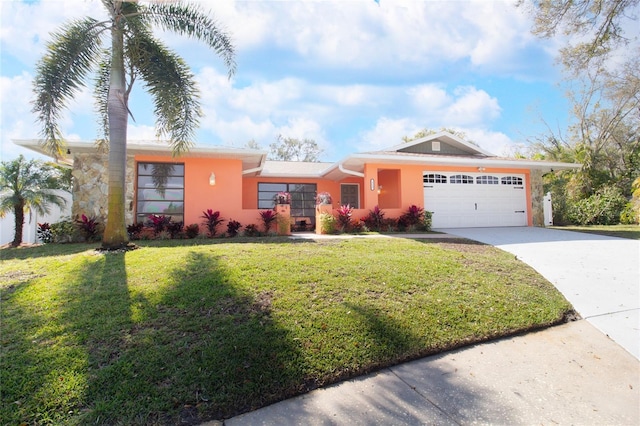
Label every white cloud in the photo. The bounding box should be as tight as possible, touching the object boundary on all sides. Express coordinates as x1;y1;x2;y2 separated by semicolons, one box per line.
463;128;515;157
357;117;420;151
0;1;107;68
0;73;38;160
443;87;501;126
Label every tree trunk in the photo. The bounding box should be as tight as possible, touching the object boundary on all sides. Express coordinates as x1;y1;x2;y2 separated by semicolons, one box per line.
11;200;24;247
102;14;130;249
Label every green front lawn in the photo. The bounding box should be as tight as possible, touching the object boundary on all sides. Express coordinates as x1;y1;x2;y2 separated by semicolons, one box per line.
552;224;640;240
0;238;572;425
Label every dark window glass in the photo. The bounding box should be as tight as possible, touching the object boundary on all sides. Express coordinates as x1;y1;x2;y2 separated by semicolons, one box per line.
476;175;499;184
423;174;447;183
136;162;184;223
501;176;523;185
258;182;317;218
450;174;473;184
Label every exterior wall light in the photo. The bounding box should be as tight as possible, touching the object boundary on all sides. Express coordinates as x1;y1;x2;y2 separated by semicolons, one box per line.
478;167;486;172
370;178;375;191
378;185;382;194
209;172;216;186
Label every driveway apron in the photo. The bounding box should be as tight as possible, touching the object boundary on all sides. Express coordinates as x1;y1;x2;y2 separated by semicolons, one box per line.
437;227;640;359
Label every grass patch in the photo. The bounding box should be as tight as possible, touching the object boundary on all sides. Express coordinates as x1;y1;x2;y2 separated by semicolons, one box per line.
1;238;572;425
552;224;640;240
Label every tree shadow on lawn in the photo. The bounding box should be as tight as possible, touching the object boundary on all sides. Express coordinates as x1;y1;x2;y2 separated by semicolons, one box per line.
1;250;133;425
145;250;308;423
252;302;517;425
0;242;97;261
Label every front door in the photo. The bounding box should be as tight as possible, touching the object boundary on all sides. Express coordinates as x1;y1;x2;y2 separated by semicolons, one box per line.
340;184;360;208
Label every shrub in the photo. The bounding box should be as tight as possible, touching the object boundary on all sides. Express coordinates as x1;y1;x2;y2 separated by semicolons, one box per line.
398;204;424;231
156;230;171;240
37;222;53;244
619;202;639;225
201;209;224;237
259;210;277;233
422;210;433;231
244;223;260;237
362;206;385;231
336;204;353;232
349;220;366;233
319;212;336;234
185;224;200;239
568;186;627;225
147;214;171;235
166;221;183;239
50;219;76;243
226;220;242;237
381;217;398;232
127;223;144;240
76;214;101;242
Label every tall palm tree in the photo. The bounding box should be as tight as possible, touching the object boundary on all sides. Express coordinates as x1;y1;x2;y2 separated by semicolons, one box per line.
0;156;68;247
32;0;235;249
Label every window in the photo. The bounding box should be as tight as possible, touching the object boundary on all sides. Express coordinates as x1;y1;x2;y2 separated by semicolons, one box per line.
423;174;447;184
258;183;317;218
501;176;523;186
450;174;473;184
341;184;359;208
136;162;184;223
476;175;499;184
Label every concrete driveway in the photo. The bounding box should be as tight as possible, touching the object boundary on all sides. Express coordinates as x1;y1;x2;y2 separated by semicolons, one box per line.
437;227;640;359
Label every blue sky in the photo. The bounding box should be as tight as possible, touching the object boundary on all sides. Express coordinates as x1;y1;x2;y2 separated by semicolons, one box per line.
0;0;572;163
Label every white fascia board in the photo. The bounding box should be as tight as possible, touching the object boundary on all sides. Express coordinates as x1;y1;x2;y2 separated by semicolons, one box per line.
343;152;580;171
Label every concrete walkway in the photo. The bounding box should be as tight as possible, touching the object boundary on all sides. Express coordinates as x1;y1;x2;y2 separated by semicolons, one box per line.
438;227;640;360
206;227;639;425
216;321;638;426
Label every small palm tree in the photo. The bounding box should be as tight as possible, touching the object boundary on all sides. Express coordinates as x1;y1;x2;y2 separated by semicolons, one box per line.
32;0;235;249
0;156;68;247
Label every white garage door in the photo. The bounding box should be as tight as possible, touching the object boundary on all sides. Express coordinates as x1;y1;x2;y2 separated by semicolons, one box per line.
423;172;527;228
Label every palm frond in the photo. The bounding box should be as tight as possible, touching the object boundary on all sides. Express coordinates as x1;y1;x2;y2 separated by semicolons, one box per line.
32;18;107;158
140;1;236;77
125;30;201;155
0;156;67;218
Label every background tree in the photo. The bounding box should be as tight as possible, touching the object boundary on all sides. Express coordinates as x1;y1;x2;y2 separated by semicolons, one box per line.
519;0;638;74
32;0;235;249
0;156;68;247
520;0;639;224
244;139;263;151
268;135;323;161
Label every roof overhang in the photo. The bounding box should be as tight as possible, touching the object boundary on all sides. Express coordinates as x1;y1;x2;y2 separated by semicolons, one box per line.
13;139;268;173
321;152;581;180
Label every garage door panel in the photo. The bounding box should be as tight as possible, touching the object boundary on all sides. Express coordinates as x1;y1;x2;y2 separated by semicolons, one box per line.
423;172;527;228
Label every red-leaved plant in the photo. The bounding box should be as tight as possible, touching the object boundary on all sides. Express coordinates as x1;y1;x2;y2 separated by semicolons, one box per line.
201;209;224;237
259;210;277;233
363;205;385;231
226;219;242;237
336;204;353;231
147;214;171;235
76;214;100;241
398;204;424;230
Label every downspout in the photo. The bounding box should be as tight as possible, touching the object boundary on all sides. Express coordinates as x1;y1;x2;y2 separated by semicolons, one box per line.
338;162;364;178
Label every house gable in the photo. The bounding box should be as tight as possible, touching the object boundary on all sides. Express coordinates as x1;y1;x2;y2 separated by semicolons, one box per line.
386;131;495;157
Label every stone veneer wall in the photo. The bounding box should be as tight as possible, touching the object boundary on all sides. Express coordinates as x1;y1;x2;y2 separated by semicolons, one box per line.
530;169;544;227
71;153;136;225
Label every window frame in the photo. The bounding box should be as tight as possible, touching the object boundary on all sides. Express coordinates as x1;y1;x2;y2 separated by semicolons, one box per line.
136;162;185;224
